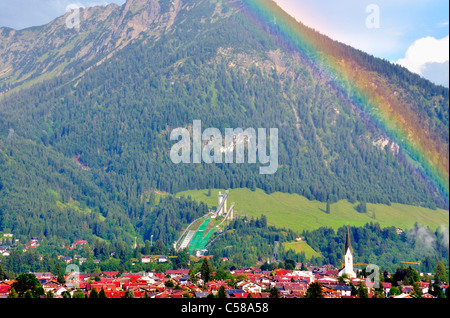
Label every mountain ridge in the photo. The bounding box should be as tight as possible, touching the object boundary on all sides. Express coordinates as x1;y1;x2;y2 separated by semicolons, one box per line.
0;0;448;248
0;0;171;94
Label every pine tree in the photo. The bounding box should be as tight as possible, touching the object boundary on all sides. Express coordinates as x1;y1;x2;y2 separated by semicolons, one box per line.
356;201;367;213
99;288;107;298
357;281;369;298
189;266;198;283
57;272;66;285
0;265;5;280
89;287;99;298
412;282;423;297
143;240;152;255
218;285;227;298
434;261;447;284
153;239;165;255
305;282;324;298
122;289;135;298
200;258;212;283
269;286;280;298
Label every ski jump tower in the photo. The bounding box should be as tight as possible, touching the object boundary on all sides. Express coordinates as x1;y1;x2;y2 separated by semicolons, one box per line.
215;190;234;220
218;191;228;216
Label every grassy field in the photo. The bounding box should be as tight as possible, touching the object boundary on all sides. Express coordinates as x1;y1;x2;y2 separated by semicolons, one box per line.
283;241;323;259
177;188;449;233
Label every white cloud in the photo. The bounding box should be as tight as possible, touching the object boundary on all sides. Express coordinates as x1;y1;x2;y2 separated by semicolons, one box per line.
396;35;449;74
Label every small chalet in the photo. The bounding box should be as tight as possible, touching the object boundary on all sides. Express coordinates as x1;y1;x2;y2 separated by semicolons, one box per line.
158;256;169;263
381;282;392;296
332;285;352;297
165;269;190;278
141;255;152;263
42;279;62;293
240;282;262;294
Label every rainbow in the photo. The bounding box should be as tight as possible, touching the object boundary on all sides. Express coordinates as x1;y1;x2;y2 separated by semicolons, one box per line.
232;0;449;203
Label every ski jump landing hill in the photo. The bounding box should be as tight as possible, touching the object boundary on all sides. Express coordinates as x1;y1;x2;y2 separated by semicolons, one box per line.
174;191;234;254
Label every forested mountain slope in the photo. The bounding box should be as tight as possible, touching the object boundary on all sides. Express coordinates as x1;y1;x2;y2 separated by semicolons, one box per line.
0;0;448;248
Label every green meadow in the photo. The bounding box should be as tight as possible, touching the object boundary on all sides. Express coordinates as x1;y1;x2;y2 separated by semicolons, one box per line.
283;241;323;259
177;188;449;233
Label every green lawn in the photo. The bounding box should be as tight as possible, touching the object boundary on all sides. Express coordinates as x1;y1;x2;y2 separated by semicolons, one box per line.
283;241;322;259
177;188;449;233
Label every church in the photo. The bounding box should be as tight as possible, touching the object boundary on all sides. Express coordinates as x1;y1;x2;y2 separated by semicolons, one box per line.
339;226;357;278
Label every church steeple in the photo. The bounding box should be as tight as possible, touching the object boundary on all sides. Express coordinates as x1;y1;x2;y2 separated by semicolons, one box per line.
345;226;352;254
339;225;356;278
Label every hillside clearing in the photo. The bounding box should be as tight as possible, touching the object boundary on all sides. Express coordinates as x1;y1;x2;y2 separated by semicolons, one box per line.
177;188;449;233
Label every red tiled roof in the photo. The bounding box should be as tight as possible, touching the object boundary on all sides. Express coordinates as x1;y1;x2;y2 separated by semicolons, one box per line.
1;280;16;286
274;269;290;276
0;285;11;293
166;269;190;275
124;274;142;281
231;292;249;298
104;291;126;298
103;271;120;277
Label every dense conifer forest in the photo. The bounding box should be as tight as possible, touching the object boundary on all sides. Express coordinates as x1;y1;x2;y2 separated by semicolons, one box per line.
0;0;448;273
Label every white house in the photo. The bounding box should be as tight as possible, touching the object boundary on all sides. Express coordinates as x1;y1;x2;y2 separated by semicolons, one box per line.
291;271;315;283
54;287;68;297
139;275;156;284
0;246;9;257
240;282;262;294
318;276;339;284
333;285;352;297
141;255;152;263
158;256;168;263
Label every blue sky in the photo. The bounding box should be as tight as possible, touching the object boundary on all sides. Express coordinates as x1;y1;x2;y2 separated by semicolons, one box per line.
0;0;126;30
0;0;448;86
274;0;449;86
276;0;448;60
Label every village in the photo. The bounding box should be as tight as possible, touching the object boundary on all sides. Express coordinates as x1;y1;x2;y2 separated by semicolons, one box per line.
0;258;445;299
0;225;448;299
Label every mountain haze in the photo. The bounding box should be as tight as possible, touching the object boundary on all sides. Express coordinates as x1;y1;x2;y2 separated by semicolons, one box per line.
0;0;448;247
